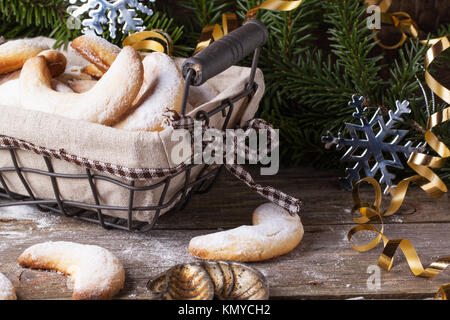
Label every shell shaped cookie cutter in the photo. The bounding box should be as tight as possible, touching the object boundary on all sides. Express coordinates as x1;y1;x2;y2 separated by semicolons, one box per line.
147;261;269;300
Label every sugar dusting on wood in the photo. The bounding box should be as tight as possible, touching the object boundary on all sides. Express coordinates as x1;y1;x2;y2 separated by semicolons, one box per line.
0;168;447;299
0;205;61;230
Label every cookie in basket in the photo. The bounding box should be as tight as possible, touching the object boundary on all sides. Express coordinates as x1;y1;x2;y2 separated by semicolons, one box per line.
0;42;69;108
71;35;185;132
19;46;143;126
0;39;49;75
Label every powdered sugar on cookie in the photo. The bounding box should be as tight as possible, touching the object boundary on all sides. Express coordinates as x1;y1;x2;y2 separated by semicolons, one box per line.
0;39;49;74
114;52;184;131
18;241;125;300
0;273;16;300
71;35;120;72
0;39;48;58
189;203;304;262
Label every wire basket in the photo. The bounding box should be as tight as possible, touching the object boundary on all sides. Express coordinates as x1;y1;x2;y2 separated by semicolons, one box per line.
0;21;268;232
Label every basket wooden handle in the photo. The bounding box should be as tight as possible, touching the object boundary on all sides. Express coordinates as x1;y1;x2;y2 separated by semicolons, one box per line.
181;20;268;86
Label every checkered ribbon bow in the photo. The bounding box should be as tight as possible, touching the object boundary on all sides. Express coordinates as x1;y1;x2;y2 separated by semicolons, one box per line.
167;114;302;215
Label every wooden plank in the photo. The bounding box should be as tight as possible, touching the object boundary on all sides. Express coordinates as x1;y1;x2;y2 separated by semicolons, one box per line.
0;219;449;299
155;167;450;229
0;167;448;300
0;167;447;231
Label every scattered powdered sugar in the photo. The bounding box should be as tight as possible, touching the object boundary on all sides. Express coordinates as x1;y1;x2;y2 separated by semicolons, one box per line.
0;205;61;229
0;273;16;300
0;230;29;239
121;237;188;264
389;215;403;223
302;269;329;281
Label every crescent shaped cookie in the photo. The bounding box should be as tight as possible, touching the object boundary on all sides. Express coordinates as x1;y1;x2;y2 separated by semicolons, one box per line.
0;273;17;300
0;39;49;74
0;50;70;108
70;36;184;131
189;203;304;262
18;241;125;300
114;52;184;132
71;35;120;73
19;46;143;125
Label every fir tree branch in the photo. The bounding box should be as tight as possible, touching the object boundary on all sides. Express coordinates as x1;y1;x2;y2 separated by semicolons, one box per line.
324;0;383;104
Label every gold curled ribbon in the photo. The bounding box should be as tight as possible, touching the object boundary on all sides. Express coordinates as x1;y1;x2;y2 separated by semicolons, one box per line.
424;37;450;105
349;178;450;299
365;0;392;13
123;29;173;56
403;37;450;200
194;13;239;55
349;108;449;297
436;284;450;300
377;111;449;214
364;0;419;49
194;0;303;54
350;2;450;299
245;0;303;22
349;108;449;296
376;12;418;50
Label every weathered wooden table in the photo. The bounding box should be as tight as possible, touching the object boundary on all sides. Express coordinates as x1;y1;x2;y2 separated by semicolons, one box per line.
0;168;448;299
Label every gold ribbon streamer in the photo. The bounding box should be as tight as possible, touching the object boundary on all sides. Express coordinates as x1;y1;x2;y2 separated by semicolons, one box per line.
194;0;303;54
436;284;450;300
364;0;392;13
364;0;419;49
405;37;450;200
349;178;450;299
194;13;239;55
245;0;303;22
123;29;173;56
352;3;450;299
349;104;449;297
364;0;447;50
349;108;449;295
424;37;450;105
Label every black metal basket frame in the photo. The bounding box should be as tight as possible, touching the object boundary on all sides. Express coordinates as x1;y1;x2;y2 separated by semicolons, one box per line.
0;47;262;232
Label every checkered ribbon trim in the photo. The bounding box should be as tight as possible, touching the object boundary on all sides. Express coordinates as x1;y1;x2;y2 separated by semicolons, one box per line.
0;135;188;181
170;116;302;215
0;117;302;215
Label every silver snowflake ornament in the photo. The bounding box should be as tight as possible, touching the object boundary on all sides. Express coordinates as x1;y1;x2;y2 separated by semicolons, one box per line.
68;0;155;39
322;95;425;194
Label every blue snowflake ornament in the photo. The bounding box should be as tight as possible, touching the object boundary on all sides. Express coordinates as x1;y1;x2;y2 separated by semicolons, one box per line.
322;95;425;194
68;0;155;39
